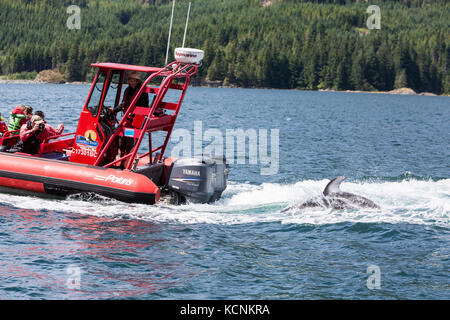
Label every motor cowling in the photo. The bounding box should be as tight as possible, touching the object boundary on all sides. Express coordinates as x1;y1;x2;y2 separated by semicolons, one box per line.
166;156;228;204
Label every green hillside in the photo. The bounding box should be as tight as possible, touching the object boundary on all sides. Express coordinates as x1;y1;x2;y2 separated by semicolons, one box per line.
0;0;448;94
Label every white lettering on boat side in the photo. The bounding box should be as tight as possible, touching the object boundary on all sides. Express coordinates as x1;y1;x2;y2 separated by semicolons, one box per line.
94;175;133;186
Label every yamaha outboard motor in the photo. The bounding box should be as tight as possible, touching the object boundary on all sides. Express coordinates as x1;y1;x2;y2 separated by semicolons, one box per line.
166;156;228;204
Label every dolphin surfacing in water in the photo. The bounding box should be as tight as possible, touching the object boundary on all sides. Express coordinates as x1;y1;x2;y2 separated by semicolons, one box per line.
283;176;380;211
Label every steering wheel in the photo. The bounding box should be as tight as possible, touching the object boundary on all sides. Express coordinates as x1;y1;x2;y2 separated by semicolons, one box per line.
100;106;116;122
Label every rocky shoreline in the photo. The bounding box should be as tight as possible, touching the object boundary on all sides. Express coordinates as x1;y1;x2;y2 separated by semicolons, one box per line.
319;87;439;96
0;69;91;85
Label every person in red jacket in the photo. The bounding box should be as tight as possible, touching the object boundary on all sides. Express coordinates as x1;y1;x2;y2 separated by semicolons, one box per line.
0;113;8;135
19;115;64;154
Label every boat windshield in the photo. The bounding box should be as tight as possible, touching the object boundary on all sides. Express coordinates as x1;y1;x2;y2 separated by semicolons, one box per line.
103;71;121;109
87;70;122;117
87;71;107;117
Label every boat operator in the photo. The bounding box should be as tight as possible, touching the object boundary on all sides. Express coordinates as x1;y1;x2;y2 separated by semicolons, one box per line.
112;71;149;167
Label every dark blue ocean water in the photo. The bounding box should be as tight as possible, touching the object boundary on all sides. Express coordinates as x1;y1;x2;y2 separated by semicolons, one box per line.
0;84;448;299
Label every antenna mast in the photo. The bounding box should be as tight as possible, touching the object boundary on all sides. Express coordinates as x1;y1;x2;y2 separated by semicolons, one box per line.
165;0;176;66
182;2;191;48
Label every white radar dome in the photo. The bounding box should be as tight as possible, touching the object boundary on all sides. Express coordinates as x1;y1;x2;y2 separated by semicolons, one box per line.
174;48;204;64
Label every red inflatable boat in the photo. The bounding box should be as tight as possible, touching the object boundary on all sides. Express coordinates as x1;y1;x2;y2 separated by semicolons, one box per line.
0;48;227;204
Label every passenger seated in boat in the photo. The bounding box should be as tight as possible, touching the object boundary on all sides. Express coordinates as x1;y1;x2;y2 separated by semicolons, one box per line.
34;110;45;120
8;105;33;133
18;115;64;154
33;110;64;136
0;113;7;136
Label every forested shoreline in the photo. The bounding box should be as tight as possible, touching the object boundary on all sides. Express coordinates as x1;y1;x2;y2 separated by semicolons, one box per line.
0;0;448;94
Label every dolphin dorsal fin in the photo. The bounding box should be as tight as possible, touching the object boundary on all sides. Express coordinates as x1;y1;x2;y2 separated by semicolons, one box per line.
323;176;346;196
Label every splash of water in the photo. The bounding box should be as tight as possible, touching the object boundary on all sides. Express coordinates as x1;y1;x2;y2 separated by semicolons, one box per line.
0;178;448;227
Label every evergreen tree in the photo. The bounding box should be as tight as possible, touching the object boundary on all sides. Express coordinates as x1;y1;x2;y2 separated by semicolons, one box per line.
67;41;81;81
0;0;447;93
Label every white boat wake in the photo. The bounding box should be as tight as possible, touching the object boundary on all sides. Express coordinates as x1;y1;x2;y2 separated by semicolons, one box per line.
0;178;448;227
